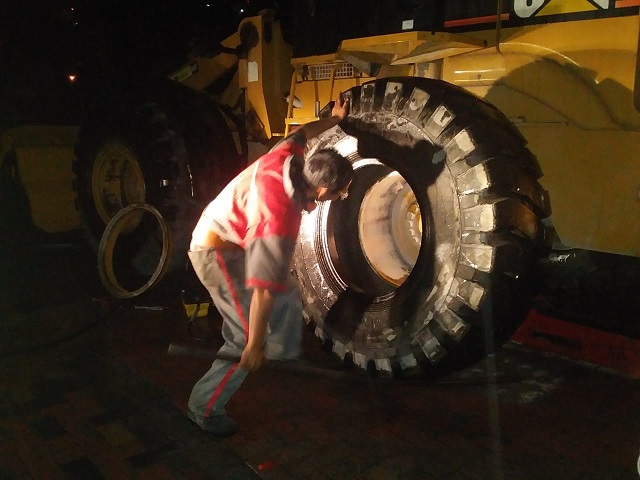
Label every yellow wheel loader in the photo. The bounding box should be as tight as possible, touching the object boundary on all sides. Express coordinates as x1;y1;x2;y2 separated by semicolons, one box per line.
1;1;639;377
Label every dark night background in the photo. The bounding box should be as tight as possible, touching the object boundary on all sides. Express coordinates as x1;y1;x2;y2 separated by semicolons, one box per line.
0;0;295;129
0;0;451;131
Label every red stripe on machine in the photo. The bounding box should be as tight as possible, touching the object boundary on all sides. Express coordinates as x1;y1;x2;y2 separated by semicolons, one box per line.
444;13;510;28
616;0;640;7
512;309;640;378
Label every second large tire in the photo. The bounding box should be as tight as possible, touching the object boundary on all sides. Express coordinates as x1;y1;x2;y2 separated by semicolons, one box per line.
73;79;245;281
293;77;551;377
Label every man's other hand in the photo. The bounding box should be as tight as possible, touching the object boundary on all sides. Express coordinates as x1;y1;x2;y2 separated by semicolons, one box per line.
239;344;265;372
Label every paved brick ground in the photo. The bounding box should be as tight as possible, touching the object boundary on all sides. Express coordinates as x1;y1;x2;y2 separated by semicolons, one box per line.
1;242;639;479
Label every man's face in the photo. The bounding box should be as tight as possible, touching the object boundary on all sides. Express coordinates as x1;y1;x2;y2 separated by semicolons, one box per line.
302;180;352;212
315;180;352;202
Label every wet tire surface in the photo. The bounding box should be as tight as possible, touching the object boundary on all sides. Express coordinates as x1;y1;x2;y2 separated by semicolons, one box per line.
293;77;551;377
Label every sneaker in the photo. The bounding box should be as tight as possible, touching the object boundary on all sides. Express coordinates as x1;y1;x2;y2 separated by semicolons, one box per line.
187;410;237;437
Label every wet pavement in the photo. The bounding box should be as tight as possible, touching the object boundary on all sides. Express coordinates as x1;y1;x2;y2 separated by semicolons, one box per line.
1;240;639;479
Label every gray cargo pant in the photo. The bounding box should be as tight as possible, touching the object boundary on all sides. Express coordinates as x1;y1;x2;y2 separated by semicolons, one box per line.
187;247;302;420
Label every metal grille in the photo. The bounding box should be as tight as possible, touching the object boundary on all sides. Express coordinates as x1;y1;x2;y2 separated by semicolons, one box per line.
308;63;355;80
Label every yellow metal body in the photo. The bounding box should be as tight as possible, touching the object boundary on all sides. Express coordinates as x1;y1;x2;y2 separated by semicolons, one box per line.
171;12;293;140
0;126;80;233
236;14;293;139
443;15;640;257
286;10;640;257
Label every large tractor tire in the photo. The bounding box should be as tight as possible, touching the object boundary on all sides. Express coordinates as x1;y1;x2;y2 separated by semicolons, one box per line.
73;79;245;288
293;77;551;377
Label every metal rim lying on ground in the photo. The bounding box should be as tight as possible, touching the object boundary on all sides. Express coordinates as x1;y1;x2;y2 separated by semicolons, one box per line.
97;203;172;299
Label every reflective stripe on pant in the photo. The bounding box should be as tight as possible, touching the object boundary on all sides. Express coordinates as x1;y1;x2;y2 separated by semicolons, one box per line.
187;247;302;419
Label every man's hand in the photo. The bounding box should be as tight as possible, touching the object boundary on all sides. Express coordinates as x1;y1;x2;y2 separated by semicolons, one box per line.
331;94;349;120
239;344;265;372
300;93;350;140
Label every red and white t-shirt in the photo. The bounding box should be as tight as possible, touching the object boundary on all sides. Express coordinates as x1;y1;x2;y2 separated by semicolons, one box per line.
190;131;306;292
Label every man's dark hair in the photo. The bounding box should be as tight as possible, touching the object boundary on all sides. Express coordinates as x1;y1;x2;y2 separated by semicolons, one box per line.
303;149;353;193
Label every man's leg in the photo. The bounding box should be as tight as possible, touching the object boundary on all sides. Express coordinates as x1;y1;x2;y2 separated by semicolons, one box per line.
265;288;303;360
187;249;251;431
